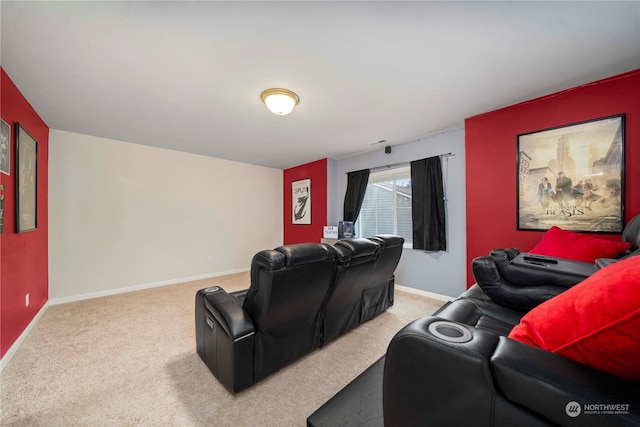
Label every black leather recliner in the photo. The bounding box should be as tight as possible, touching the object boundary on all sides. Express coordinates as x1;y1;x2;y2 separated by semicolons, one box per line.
195;243;338;393
362;234;405;322
321;238;381;345
383;305;640;427
472;214;640;311
196;236;404;393
383;249;640;426
309;279;640;426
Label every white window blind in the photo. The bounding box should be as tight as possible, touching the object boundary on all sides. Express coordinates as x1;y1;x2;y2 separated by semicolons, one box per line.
355;166;412;244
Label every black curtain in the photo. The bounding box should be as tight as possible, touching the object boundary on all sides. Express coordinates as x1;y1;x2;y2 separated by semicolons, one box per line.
410;156;446;251
343;169;370;223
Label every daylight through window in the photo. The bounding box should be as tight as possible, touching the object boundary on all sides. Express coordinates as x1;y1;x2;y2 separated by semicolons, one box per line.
355;166;412;244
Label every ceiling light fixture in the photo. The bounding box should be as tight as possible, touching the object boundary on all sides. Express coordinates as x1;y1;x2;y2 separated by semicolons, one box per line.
260;88;299;115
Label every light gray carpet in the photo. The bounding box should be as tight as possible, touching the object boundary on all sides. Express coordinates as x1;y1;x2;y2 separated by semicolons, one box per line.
1;272;445;426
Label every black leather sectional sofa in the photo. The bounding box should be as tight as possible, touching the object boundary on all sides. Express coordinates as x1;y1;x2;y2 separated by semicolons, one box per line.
309;286;639;427
382;283;639;427
195;235;404;393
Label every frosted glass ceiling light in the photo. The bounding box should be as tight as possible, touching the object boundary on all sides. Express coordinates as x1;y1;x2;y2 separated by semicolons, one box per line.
260;88;299;115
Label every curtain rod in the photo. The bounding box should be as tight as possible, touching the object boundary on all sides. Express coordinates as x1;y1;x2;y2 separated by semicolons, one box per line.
348;152;455;174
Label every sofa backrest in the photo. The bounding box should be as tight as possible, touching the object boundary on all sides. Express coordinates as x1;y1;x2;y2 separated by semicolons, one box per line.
362;234;405;322
321;238;381;345
622;214;640;252
243;242;338;382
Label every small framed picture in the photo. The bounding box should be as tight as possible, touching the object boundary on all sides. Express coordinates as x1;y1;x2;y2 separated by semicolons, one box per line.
16;123;38;233
1;119;10;175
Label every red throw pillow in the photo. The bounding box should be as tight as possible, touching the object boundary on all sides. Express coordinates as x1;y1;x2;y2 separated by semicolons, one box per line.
529;226;630;262
508;256;640;380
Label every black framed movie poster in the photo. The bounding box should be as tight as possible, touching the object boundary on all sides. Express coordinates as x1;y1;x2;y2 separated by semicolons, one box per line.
292;178;311;224
517;114;625;233
16;123;38;233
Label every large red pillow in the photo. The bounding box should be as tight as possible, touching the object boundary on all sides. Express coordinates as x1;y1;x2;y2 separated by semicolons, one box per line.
529;226;630;262
508;256;640;380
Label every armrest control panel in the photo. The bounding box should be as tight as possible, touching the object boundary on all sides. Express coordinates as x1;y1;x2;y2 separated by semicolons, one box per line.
511;253;598;279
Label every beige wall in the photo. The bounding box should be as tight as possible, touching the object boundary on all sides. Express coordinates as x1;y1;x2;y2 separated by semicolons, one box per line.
48;130;282;301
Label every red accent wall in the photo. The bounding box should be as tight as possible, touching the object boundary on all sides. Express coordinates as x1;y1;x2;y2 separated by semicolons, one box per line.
283;158;328;244
465;70;640;286
1;68;49;358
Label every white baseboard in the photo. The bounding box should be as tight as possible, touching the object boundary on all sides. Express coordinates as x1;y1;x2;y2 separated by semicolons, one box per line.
395;284;455;302
1;302;49;372
49;267;250;306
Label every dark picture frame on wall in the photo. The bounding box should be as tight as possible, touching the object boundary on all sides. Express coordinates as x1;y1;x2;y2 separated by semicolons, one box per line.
292;178;311;225
516;114;625;233
16;123;38;233
0;118;10;175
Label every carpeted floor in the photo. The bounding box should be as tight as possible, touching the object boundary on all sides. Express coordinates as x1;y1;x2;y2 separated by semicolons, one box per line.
1;272;445;426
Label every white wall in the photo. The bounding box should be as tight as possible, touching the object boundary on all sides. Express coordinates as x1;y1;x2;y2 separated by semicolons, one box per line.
335;129;467;297
48;130;282;301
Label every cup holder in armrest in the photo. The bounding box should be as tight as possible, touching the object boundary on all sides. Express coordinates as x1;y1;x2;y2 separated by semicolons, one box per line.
428;321;472;343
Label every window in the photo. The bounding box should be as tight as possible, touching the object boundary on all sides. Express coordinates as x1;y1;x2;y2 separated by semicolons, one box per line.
355;166;412;244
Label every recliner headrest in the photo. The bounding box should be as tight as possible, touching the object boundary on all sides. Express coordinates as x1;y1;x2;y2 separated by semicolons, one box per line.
368;234;405;249
622;214;640;251
275;243;337;268
251;249;286;271
335;238;381;266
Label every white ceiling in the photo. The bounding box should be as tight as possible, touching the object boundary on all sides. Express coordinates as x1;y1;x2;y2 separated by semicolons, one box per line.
1;1;639;169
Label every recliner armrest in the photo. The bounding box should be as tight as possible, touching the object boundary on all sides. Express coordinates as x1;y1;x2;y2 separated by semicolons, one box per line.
204;287;254;339
490;249;597;287
472;256;568;311
195;286;256;393
383;316;502;426
491;337;640;426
